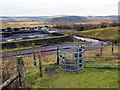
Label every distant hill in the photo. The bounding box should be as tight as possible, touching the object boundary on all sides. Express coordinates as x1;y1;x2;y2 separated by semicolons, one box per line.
0;15;118;23
87;15;118;22
96;15;118;18
0;16;49;18
47;16;88;23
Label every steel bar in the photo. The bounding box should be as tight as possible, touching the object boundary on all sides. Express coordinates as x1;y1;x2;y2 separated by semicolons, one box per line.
84;51;120;53
84;56;120;58
84;64;120;66
84;60;120;62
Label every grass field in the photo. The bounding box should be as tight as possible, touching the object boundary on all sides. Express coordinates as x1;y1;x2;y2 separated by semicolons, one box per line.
26;64;119;88
3;45;119;88
60;27;119;41
25;44;119;88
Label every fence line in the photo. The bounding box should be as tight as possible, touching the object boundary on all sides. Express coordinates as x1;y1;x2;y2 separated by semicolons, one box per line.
0;56;27;90
1;45;119;58
1;44;120;89
1;47;71;58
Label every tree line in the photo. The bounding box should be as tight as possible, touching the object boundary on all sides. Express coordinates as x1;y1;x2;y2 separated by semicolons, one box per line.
53;22;119;31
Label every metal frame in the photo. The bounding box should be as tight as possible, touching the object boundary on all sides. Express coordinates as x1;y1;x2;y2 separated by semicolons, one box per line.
58;45;84;72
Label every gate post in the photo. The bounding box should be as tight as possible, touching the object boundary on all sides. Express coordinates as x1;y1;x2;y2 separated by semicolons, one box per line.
16;56;26;88
75;45;84;72
78;45;84;71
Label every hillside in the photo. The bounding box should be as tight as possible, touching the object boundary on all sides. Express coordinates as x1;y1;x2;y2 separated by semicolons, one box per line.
60;27;119;42
79;27;119;40
0;15;118;29
1;15;117;23
47;16;88;23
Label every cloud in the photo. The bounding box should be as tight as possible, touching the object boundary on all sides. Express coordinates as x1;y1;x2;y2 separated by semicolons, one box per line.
0;0;119;16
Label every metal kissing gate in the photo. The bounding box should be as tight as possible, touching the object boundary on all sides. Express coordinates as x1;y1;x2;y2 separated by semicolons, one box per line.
58;45;84;72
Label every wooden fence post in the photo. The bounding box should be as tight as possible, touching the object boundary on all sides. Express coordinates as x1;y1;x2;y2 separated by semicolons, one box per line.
112;43;114;54
32;43;37;66
100;43;103;55
16;43;21;55
38;49;43;77
16;56;26;88
57;46;60;65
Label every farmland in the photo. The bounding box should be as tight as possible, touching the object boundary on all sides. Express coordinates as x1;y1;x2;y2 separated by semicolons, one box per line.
0;15;118;29
1;16;119;89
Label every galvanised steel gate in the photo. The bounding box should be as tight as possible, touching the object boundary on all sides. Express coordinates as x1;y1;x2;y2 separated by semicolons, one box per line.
84;45;120;66
58;45;84;72
58;45;120;72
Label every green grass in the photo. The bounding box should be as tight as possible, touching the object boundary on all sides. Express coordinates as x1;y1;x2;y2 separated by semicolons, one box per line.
26;66;118;88
25;45;119;88
60;27;119;41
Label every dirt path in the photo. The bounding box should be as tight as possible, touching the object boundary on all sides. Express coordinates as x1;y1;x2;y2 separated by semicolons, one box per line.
45;66;58;76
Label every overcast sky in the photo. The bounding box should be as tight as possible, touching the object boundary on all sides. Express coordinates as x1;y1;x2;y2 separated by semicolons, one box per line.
0;0;119;16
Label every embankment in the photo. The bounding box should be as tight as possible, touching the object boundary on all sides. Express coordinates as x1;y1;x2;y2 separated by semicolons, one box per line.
60;27;119;45
1;33;73;49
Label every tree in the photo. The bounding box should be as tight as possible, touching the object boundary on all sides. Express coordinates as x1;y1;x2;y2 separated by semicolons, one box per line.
6;27;11;32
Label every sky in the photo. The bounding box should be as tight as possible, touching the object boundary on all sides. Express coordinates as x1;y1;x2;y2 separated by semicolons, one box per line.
0;0;119;16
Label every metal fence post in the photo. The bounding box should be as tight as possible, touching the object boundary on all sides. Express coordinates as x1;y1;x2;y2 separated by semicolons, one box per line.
57;45;60;65
38;49;43;77
16;56;26;88
78;45;84;71
32;43;37;66
77;45;80;72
